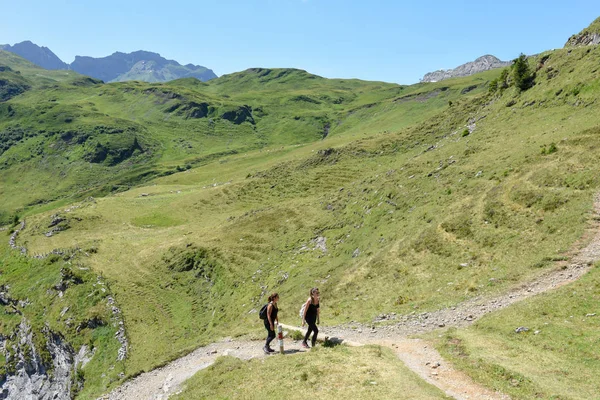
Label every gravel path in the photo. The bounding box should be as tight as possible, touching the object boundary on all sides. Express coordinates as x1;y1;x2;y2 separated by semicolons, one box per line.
390;338;509;400
98;338;309;400
99;194;600;400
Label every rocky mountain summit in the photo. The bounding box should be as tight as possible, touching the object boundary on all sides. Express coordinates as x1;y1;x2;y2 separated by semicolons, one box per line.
421;55;511;82
70;50;217;83
0;41;217;83
0;41;68;70
565;16;600;47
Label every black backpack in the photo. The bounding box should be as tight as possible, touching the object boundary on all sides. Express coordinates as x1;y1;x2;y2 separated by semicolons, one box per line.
259;303;269;320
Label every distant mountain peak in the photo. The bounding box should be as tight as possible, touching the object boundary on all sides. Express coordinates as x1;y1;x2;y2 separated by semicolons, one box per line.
421;54;511;83
1;41;217;83
70;49;217;83
0;40;68;70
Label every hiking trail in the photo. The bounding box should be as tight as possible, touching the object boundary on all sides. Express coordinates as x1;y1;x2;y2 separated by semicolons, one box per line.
99;194;600;400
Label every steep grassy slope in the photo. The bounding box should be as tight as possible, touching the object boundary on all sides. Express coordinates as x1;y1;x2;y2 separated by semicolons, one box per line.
424;42;600;398
5;38;600;399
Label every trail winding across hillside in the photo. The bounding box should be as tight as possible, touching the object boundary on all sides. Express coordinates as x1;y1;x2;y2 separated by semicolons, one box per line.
98;194;600;399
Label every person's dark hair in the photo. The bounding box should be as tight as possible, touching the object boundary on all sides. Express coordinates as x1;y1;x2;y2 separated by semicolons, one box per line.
309;288;319;302
268;293;279;302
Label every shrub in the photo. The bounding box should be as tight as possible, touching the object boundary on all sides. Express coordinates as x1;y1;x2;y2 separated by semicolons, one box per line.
413;228;451;256
571;84;583;96
483;199;507;226
541;143;558;155
289;330;304;341
540;192;568;212
0;211;18;226
441;214;473;239
161;245;219;277
498;69;510;90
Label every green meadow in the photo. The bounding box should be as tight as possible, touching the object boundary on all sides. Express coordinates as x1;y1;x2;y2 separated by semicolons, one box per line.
2;18;600;398
435;264;600;399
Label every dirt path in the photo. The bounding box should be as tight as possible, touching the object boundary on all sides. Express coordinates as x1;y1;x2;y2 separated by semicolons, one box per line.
100;194;600;400
390;339;509;400
285;323;510;400
98;338;309;400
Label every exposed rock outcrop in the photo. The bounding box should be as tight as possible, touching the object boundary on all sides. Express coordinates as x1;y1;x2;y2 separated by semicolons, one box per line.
421;55;511;83
8;221;26;254
0;320;77;400
565;17;600;47
106;296;128;361
565;33;600;47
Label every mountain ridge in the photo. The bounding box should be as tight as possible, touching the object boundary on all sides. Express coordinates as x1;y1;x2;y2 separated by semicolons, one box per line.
70;49;217;83
0;41;217;83
0;40;68;70
421;54;511;82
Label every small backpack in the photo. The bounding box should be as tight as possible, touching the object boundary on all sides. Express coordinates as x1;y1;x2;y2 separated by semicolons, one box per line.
299;302;306;319
259;303;269;320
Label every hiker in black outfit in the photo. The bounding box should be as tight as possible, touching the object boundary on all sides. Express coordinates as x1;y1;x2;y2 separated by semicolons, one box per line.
302;287;320;348
264;293;279;354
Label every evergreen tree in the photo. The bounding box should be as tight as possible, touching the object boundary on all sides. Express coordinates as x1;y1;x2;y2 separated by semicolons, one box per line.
513;54;533;92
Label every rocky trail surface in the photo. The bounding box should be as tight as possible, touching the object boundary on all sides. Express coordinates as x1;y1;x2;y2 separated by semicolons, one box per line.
96;195;600;399
98;339;310;400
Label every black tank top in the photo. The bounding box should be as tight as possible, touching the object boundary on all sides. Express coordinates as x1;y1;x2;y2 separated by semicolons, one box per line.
268;303;278;320
306;302;319;318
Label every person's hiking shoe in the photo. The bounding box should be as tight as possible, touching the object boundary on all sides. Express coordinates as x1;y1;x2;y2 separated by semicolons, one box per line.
267;347;275;353
263;346;271;354
301;342;310;349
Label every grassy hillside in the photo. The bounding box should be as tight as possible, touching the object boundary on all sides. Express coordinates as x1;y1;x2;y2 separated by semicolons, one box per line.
0;51;491;225
436;264;600;399
3;22;600;398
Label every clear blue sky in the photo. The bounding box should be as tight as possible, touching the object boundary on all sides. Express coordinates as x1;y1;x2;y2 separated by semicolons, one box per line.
2;1;599;83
